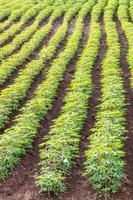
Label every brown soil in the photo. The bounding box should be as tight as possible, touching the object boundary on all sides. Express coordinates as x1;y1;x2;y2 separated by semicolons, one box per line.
0;16;90;200
0;16;8;23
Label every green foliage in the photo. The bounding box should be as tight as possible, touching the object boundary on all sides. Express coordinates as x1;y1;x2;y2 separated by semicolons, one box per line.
0;6;53;61
0;0;129;196
0;0;26;20
0;3;70;86
129;0;133;20
35;0;104;194
118;0;133;89
0;0;89;181
0;3;34;32
84;0;126;195
0;2;52;46
91;0;107;22
0;2;83;132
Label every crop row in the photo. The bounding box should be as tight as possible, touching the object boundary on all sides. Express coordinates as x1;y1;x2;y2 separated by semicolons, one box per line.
0;0;24;9
0;1;84;139
0;0;81;36
0;0;29;21
0;3;35;32
0;6;54;61
118;0;133;89
0;1;72;86
36;0;108;194
84;0;126;195
0;0;88;180
129;0;133;20
0;1;56;46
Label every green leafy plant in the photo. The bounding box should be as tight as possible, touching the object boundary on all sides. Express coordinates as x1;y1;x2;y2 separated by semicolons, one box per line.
0;6;53;61
84;0;126;195
0;0;27;20
0;2;71;85
35;0;106;194
0;1;83;130
118;0;133;88
0;0;88;181
0;0;55;46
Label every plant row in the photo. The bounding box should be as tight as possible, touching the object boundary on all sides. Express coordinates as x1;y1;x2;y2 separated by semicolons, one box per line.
0;6;54;61
36;0;107;194
0;0;25;9
0;1;84;136
0;0;89;181
0;2;71;86
84;0;126;195
118;0;133;89
0;3;34;32
0;0;28;20
0;0;55;46
0;0;82;60
129;0;133;20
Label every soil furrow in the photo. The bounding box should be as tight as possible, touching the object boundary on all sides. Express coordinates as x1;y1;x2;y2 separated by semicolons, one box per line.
0;17;63;91
0;16;90;200
58;20;106;200
0;16;8;23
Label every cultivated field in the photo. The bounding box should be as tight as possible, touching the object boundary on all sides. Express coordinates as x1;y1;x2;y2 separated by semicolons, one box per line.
0;0;133;199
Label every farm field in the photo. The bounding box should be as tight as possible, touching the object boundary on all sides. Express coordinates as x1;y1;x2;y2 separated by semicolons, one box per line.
0;0;133;199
